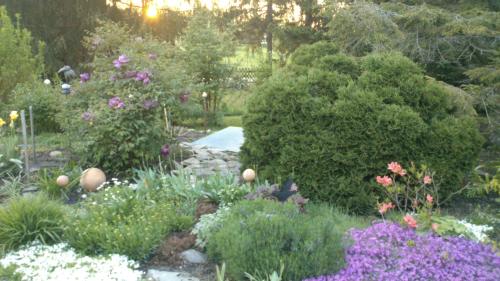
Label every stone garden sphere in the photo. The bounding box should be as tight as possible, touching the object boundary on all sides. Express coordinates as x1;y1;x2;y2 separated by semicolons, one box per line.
80;168;106;192
56;175;70;187
242;168;256;182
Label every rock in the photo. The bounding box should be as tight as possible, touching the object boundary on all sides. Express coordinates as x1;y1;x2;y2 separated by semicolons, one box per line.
80;168;106;192
194;169;215;177
226;161;240;169
181;157;200;166
49;150;63;158
193;150;211;161
207;159;226;168
147;269;200;281
180;249;207;264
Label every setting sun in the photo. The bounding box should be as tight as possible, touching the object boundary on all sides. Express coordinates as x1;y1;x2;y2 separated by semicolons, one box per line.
146;5;158;18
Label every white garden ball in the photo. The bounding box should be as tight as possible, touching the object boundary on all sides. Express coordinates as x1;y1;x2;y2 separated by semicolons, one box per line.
242;168;256;182
202;92;208;98
43;79;51;85
80;168;106;192
56;175;70;187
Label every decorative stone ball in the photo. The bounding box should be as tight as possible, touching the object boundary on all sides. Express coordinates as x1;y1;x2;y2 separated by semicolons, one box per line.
56;175;70;187
202;91;208;98
43;79;51;85
242;168;256;182
80;168;106;192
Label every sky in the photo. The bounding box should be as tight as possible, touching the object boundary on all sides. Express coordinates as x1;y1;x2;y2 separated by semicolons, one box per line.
112;0;238;11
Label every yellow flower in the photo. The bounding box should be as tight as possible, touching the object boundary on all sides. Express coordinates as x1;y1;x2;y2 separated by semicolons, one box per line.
0;118;5;127
10;111;19;121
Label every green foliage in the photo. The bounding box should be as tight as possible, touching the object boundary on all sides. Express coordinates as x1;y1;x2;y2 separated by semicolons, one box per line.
0;194;66;253
326;1;499;85
207;200;356;281
0;6;43;105
180;9;235;119
0;175;23;203
65;185;193;261
241;42;482;213
34;166;81;201
58;21;190;176
0;264;22;281
0;135;22;179
10;81;60;133
134;169;252;215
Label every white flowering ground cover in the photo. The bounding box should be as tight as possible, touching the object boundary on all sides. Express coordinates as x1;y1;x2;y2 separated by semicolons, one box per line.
0;242;146;281
457;219;494;242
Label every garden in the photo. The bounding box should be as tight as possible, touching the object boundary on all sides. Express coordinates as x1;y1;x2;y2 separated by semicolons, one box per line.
0;1;499;280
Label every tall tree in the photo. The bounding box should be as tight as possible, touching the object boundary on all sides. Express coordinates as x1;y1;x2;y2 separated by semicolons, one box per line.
1;0;107;73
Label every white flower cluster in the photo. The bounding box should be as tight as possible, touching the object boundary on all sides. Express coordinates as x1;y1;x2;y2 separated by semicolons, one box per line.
457;220;493;242
192;205;232;248
0;242;145;281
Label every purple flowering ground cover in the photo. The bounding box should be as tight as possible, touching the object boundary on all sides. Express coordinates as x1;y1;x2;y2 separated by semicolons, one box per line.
304;222;500;281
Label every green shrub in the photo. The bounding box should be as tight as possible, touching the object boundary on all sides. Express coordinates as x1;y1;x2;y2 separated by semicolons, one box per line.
0;6;44;105
207;200;355;281
65;185;194;261
0;194;66;253
10;81;61;133
241;42;482;213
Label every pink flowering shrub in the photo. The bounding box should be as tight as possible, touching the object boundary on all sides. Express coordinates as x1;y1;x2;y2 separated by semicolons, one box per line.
304;222;500;281
375;162;443;213
58;21;193;176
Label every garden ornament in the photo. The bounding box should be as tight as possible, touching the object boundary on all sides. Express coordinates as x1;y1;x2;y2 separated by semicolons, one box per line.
80;168;106;192
56;175;70;187
43;79;51;85
242;168;256;182
272;178;299;202
57;65;77;82
202;92;208;98
61;83;71;95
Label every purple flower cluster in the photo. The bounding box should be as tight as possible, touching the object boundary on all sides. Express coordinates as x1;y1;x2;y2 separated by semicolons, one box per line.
80;72;90;83
135;71;151;85
113;54;130;69
160;144;170;158
81;111;94;122
304;222;500;281
108;96;125;109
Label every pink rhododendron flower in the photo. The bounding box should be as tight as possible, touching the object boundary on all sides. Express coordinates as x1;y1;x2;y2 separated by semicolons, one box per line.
403;214;417;228
424;175;432;185
376;176;393;187
388;162;406;176
378;202;395;215
426;194;433;204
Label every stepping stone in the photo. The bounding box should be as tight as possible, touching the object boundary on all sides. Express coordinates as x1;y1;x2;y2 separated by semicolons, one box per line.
180;249;208;264
147;269;200;281
191;127;243;152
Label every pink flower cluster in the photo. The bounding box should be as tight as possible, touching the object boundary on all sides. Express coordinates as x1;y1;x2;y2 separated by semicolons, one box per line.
376;176;392;187
388;162;406;176
378;202;394;215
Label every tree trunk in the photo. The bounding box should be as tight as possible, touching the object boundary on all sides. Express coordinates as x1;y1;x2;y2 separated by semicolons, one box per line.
266;0;273;69
304;0;314;27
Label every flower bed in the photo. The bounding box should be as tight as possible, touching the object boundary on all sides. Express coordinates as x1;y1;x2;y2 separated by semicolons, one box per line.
304;222;500;281
0;242;144;281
